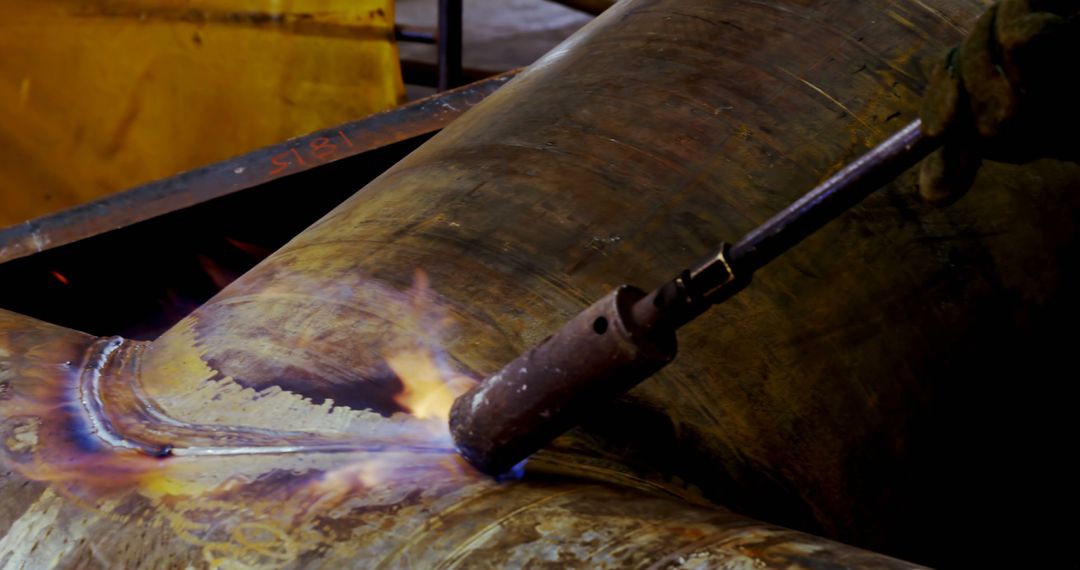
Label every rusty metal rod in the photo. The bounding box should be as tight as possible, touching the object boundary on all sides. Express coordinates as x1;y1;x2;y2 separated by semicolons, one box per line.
451;120;940;476
730;119;935;274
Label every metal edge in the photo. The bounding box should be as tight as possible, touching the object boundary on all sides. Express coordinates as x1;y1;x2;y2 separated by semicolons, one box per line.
0;70;521;265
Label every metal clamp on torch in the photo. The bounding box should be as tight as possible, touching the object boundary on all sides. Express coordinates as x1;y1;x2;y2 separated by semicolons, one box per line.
450;120;939;476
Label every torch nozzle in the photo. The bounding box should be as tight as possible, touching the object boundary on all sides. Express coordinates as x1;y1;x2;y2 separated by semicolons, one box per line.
448;285;678;476
448;244;747;476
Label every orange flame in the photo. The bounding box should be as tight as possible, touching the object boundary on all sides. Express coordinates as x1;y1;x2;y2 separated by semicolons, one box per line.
0;268;481;522
383;271;476;422
196;254;238;290
386;349;473;421
224;236;271;259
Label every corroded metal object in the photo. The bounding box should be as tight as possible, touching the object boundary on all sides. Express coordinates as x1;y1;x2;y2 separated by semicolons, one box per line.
451;121;938;476
0;305;920;568
451;285;677;476
1;0;1078;568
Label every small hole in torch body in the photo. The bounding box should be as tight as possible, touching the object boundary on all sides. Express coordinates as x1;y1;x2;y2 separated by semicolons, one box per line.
593;316;608;334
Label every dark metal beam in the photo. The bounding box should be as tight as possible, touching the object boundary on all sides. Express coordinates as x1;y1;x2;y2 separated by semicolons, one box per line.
437;0;464;90
0;71;520;265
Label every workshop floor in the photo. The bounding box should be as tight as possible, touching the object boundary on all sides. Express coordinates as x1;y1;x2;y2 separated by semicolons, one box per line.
396;0;593;98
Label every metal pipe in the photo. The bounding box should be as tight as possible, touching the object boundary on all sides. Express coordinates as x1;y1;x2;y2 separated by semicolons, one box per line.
449;120;937;477
0;306;927;568
451;285;677;475
0;72;519;265
127;0;1073;564
2;0;1076;567
437;0;464;90
730;120;935;273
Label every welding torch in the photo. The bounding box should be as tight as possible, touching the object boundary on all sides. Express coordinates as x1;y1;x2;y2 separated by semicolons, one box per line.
449;120;938;476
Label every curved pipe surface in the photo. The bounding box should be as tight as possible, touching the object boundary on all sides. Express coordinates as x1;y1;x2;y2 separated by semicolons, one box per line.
2;0;1079;567
149;0;1080;563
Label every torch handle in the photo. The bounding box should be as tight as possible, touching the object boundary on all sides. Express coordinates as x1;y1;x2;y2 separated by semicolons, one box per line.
730;119;937;273
634;120;939;332
451;120;940;476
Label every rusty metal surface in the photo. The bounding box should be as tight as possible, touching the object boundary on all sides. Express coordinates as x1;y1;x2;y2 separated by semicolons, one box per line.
0;71;518;265
450;119;939;476
1;0;1079;567
0;305;924;569
451;285;677;475
136;0;1080;565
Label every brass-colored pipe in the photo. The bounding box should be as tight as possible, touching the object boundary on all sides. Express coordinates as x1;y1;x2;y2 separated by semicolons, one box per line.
0;305;923;567
2;0;1078;567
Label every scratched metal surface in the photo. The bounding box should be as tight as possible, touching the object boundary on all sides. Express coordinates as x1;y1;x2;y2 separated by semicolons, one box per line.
0;305;924;569
1;0;1079;567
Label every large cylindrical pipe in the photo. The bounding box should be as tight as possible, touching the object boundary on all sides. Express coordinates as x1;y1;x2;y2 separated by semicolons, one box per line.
141;0;1080;565
0;308;924;568
1;0;1078;567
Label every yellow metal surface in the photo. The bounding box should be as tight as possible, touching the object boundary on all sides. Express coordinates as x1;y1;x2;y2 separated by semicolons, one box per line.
0;0;403;227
